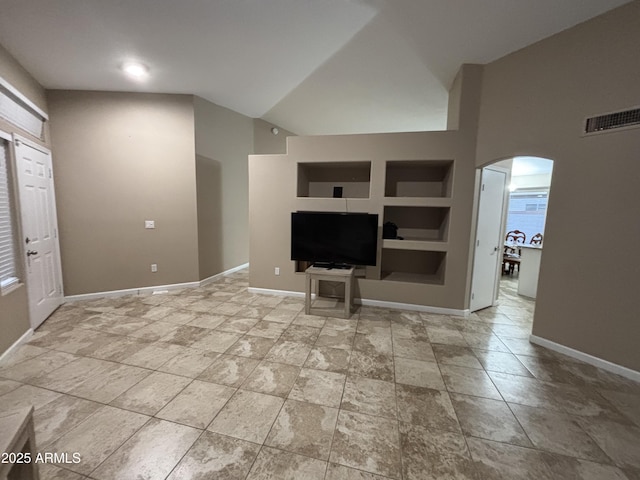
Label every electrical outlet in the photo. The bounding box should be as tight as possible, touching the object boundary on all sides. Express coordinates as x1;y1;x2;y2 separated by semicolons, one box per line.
145;220;155;229
151;264;158;272
275;267;280;276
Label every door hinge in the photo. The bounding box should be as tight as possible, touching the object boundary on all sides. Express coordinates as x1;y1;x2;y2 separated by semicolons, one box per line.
482;183;485;191
14;138;21;147
54;228;57;238
472;293;475;299
476;239;480;247
49;168;52;179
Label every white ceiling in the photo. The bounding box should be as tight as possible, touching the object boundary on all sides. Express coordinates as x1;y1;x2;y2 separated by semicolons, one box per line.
0;0;631;136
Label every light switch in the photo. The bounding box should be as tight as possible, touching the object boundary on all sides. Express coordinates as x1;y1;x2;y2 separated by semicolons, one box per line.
145;220;155;229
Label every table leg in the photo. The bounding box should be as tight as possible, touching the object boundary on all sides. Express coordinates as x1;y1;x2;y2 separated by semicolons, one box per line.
344;275;352;318
305;274;311;315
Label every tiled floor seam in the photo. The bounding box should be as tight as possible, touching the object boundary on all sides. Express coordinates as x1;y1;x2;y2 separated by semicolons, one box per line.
82;413;154;479
161;428;208;480
389;317;404;480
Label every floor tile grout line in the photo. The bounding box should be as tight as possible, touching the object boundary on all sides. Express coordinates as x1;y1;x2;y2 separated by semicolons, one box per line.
428;319;480;476
324;373;348;470
161;428;208;480
82;412;156;479
389;315;406;480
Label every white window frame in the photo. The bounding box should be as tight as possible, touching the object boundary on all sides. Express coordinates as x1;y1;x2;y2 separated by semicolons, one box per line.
0;129;20;294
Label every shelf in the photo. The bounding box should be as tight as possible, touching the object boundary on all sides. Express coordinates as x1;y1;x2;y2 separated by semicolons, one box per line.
385;160;453;198
295;198;371;211
295;261;314;273
297;161;371;198
383;197;452;207
295;261;370;279
382;239;447;251
381;249;446;285
380;271;445;285
384;205;450;242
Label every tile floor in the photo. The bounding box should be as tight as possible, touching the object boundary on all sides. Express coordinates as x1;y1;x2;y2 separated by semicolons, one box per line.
1;272;639;479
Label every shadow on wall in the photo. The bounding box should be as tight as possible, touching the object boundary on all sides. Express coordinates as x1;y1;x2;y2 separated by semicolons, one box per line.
196;154;223;279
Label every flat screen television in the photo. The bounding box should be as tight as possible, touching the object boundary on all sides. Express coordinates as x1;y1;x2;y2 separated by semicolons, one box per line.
291;211;378;267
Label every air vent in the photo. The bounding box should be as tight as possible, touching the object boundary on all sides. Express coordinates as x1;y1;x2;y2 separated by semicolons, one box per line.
584;107;640;135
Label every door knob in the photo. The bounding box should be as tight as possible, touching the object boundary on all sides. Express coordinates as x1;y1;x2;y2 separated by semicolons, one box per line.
26;250;38;256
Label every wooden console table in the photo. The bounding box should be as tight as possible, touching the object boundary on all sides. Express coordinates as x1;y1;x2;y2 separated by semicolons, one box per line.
305;266;355;319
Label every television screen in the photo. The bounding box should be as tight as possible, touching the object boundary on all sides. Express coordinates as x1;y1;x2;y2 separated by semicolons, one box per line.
291;211;378;267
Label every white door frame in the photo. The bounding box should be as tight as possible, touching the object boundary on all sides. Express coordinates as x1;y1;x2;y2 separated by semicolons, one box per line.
470;165;510;311
13;134;64;328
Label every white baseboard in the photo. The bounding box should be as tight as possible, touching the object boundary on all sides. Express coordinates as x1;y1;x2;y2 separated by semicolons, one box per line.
358;298;469;317
529;334;640;383
248;287;307;298
65;263;250;303
248;287;469;317
65;281;200;302
0;328;34;364
200;263;249;287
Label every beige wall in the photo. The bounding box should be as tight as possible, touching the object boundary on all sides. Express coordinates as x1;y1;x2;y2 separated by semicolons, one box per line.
0;43;48;353
253;118;295;155
249;66;482;310
194;96;254;279
477;1;640;371
47;91;199;295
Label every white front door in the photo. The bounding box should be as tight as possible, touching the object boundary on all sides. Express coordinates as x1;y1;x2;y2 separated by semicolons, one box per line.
470;167;507;312
14;136;63;328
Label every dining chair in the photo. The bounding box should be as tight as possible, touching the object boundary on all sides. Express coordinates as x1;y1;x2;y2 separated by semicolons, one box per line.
503;230;526;275
530;233;543;245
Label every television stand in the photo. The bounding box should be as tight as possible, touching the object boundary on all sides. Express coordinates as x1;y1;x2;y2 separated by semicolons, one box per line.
312;262;352;270
305;265;355;319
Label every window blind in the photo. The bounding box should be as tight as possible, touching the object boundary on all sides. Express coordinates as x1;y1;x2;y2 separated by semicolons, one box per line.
0;139;19;291
0;78;46;140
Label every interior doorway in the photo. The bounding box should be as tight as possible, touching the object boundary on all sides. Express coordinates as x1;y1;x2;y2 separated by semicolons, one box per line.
471;156;554;313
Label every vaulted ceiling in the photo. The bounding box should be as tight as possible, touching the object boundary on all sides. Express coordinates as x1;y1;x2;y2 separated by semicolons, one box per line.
0;0;631;135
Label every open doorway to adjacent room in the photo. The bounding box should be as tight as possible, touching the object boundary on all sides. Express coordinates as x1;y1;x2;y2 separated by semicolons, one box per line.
470;156;554;318
499;156;553;302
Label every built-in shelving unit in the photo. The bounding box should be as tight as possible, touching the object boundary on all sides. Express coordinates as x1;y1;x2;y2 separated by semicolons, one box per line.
297;161;371;198
293;159;454;286
380;160;454;285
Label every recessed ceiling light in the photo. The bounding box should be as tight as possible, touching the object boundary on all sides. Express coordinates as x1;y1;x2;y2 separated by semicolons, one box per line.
121;61;149;80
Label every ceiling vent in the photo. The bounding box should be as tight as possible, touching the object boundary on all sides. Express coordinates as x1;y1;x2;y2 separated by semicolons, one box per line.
584;107;640;135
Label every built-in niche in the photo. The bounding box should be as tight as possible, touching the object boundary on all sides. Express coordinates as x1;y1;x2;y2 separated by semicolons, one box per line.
297;162;371;198
381;249;446;285
383;206;450;242
385;160;453;198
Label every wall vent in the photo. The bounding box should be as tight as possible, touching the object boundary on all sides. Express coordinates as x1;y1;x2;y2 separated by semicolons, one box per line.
584;107;640;135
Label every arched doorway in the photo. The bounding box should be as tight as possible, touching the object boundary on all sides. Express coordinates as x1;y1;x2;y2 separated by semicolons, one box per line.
470;156;554;322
